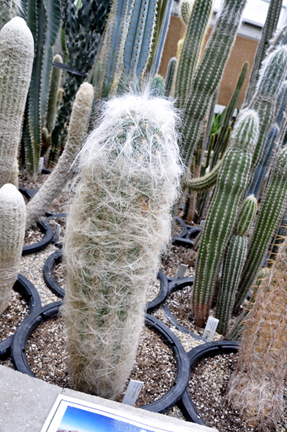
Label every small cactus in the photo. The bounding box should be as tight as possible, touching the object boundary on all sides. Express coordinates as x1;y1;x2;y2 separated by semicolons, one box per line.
0;184;26;315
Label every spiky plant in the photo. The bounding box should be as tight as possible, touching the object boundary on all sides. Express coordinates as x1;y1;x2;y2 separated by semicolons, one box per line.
0;17;34;188
0;0;20;30
0;184;26;315
192;109;259;327
62;92;182;399
227;237;287;429
25;83;94;229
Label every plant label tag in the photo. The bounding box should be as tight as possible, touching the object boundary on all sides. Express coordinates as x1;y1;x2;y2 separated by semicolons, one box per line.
122;380;144;406
176;263;188;278
54;222;61;239
38;157;44;174
203;317;219;341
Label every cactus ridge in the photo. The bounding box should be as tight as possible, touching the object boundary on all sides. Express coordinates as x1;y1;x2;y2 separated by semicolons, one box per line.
192;109;259;327
234;147;287;313
174;0;213;109
180;0;247;167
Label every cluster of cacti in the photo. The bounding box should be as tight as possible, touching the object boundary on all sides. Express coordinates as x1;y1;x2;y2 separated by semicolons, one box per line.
192;109;259;327
49;0;111;165
227;236;287;429
0;184;26;315
62;92;182;398
216;195;257;335
0;17;34;188
26;82;94;229
20;0;61;181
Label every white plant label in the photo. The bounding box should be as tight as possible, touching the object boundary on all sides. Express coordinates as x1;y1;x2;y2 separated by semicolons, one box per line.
54;222;61;239
38;156;44;174
176;263;188;278
122;380;144;406
202;317;219;341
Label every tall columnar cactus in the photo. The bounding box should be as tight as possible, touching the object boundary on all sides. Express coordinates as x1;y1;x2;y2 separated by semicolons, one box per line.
174;0;213;110
215;195;257;336
248;81;287;197
192;109;259;327
234;146;287;314
227;238;287;429
164;56;177;98
180;0;247;168
0;0;20;29
0;17;34;188
62;93;182;399
26;83;94;229
49;0;111;164
20;0;61;181
0;184;26;315
244;0;283;106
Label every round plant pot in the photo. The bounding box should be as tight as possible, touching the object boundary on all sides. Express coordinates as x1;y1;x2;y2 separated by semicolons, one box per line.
180;340;240;425
11;303;190;413
43;248;170;312
0;274;42;358
172;217;201;248
22;220;54;255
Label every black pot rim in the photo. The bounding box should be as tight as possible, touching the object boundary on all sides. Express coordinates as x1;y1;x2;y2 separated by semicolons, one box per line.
11;303;190;413
0;273;42;358
180;340;240;425
172;217;201;248
22;220;54;255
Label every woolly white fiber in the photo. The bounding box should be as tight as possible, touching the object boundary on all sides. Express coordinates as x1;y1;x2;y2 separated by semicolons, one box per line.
25;82;94;229
63;92;183;399
0;183;25;315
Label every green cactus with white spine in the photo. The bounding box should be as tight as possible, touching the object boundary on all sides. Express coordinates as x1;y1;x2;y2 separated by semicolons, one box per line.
0;17;34;188
174;0;212;109
192;109;259;327
0;184;26;315
180;0;193;26
216;195;257;336
164;56;177;98
180;0;247;168
0;0;19;30
62;92;182;399
184;157;223;191
234;146;287;314
26;83;94;229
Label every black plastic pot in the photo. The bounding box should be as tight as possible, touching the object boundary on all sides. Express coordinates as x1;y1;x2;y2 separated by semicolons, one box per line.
180;340;240;425
43;248;170;312
172;217;201;248
22;220;54;255
11;303;190;413
0;274;42;358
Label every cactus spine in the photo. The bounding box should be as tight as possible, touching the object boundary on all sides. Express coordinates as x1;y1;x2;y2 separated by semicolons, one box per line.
216;195;257;336
0;184;26;315
174;0;213;109
192;110;259;327
180;0;247;167
0;17;34;188
227;238;287;429
234;146;287;313
26;83;94;229
62;93;182;399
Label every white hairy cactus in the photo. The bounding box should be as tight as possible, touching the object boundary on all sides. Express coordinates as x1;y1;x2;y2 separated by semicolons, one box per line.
0;17;34;188
25;82;94;229
63;92;183;399
0;184;25;315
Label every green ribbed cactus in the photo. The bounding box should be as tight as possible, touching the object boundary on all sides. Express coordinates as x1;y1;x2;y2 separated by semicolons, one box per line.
244;0;283;106
180;0;247;168
26;83;94;229
20;0;61;181
0;0;19;29
151;74;164;97
0;184;26;315
227;238;287;429
180;0;193;26
62;93;182;398
174;0;212;109
234;146;287;314
184;157;223;191
0;17;34;188
49;0;111;165
164;56;177;98
192;109;259;327
216;195;257;336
